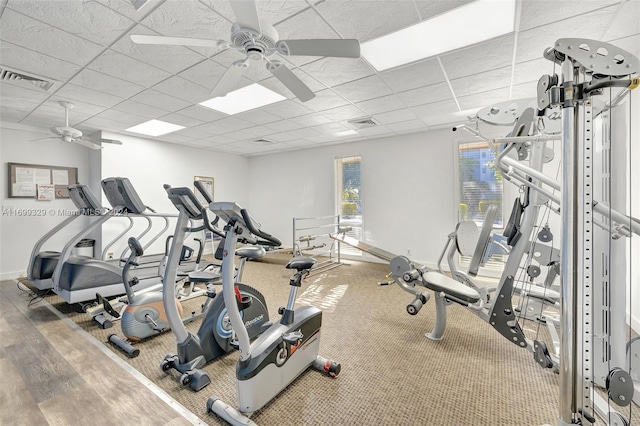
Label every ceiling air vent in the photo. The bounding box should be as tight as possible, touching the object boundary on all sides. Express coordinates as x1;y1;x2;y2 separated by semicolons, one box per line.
348;117;380;129
251;138;276;145
0;65;56;92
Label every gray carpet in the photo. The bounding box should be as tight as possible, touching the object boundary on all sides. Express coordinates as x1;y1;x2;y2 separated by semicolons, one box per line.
28;254;636;425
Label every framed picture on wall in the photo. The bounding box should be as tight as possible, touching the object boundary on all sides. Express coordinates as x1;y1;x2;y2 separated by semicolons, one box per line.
194;176;214;207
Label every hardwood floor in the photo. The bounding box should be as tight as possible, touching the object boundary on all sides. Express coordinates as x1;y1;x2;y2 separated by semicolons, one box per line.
0;280;199;426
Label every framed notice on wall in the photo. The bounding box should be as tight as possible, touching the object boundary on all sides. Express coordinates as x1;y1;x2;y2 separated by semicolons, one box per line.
8;162;78;199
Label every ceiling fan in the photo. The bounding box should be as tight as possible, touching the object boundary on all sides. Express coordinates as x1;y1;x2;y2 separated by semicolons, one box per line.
130;0;360;102
31;101;123;150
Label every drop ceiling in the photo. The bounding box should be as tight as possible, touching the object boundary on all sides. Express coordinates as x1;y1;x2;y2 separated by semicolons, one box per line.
0;0;638;156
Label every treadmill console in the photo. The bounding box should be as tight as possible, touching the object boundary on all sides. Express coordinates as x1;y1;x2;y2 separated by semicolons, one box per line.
165;187;203;220
101;177;146;214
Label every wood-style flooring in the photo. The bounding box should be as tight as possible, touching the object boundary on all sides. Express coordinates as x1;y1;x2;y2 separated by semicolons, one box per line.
0;280;196;426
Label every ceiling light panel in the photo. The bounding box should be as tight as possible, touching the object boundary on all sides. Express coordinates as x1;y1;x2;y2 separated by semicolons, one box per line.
200;84;286;115
126;119;185;136
362;0;516;71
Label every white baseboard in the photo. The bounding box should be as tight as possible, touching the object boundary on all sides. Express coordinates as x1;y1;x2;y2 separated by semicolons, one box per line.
1;270;25;281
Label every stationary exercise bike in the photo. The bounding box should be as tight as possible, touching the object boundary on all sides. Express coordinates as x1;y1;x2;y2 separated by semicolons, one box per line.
206;201;340;425
160;186;274;391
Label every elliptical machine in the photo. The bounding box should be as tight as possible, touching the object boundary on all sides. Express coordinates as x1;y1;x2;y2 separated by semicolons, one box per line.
206;202;340;425
161;186;275;391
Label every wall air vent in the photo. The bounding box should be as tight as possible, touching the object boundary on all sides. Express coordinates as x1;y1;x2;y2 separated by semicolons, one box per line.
0;65;56;92
348;117;380;129
251;138;276;145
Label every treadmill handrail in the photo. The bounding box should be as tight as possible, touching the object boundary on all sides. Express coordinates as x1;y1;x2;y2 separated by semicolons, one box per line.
27;214;83;281
240;209;282;247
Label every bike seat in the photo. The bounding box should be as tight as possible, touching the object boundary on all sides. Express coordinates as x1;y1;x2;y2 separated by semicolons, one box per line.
285;257;316;271
236;246;266;260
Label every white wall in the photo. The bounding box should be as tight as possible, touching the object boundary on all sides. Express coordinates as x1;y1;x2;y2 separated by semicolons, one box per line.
0;122;91;279
99;133;250;258
247;129;459;266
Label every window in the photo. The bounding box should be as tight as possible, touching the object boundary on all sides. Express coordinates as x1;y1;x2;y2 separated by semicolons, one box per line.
336;156;363;253
458;141;503;226
457;141;504;275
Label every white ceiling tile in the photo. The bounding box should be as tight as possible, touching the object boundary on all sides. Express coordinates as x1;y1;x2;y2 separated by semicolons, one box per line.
373;108;417;125
80;116;132;131
158;112;205;128
234;126;273;138
0;41;81;82
187;135;236;146
510;81;538;100
261;99;311;118
205;0;310;26
397;83;452;107
285;127;322;139
0;9;104;66
111;99;168;119
320;104;367;121
179;59;232;90
112;26;207;74
176;105;228;122
220;130;258;141
519;0;620;32
386;119;428;134
47;97;107;117
315;0;419;41
440;35;515;80
191;122;231;135
1;107;30;122
300;89;349;112
94;109;150;126
355;95;406;115
411;100;460;121
262;119;305;132
89;49;172;87
413;0;475;21
70;68;146;98
354;125;394;137
603;1;640;41
264;131;299;142
289;113;333;127
380;59;444;92
0;82;50;115
516;6;618;63
513;57;556;86
235;110;281;125
54;83;125;109
129;89;192;112
301;57;375;87
215;116;252;131
450;66;512;97
173;124;220;139
151;76;210;104
457;87;511;111
332;75;393;103
139;0;228;57
95;0;163;21
273;7;341;67
157;133;198;144
7;0;135;46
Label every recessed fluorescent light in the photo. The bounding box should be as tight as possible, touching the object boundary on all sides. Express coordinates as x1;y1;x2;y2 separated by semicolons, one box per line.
336;130;358;136
200;83;286;115
361;0;516;71
126;119;185;136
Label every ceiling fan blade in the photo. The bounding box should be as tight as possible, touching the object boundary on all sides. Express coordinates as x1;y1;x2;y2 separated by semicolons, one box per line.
130;34;220;48
101;139;123;145
266;61;315;102
30;136;59;142
229;0;261;32
73;138;103;150
84;136;123;146
211;62;249;97
277;39;361;58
